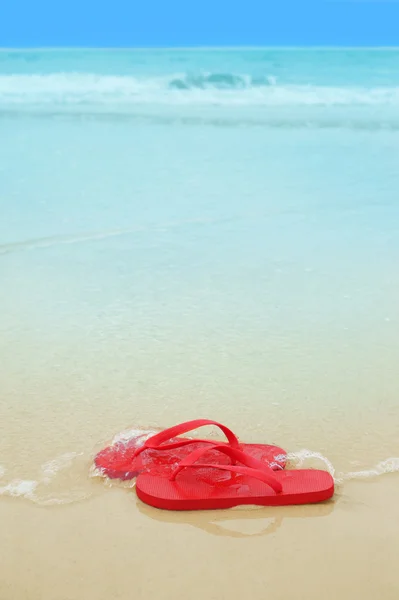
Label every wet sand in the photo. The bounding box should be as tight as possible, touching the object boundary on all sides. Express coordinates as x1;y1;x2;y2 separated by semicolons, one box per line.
1;477;398;600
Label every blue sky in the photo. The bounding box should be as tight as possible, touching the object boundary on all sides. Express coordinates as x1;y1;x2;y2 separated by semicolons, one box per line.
1;0;398;47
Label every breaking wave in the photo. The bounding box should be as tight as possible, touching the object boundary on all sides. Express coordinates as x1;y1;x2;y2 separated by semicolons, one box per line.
168;72;277;90
1;72;399;108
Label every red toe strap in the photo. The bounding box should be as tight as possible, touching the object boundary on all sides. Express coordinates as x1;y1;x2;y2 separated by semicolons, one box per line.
170;444;283;494
132;419;240;458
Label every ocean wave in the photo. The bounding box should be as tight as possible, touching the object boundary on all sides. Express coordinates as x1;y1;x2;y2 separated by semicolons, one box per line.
168;72;277;90
1;72;399;107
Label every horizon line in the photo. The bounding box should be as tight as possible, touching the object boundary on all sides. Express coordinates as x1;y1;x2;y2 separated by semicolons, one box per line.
1;45;399;51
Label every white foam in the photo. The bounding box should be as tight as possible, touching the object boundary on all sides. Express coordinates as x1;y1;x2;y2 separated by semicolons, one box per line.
112;427;158;445
287;449;399;485
41;452;82;484
286;449;337;479
0;452;89;505
343;457;399;481
0;479;38;499
1;73;399;107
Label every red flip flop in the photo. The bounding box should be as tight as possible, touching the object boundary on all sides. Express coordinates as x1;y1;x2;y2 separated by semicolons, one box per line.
94;419;286;480
135;445;334;511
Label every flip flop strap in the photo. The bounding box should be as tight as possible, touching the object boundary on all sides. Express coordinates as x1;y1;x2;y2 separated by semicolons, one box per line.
170;444;283;494
133;419;240;457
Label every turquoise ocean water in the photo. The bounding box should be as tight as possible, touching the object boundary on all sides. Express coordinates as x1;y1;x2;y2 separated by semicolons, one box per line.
0;48;399;502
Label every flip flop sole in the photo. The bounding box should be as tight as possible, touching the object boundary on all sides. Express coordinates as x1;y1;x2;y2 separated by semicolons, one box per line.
136;469;334;510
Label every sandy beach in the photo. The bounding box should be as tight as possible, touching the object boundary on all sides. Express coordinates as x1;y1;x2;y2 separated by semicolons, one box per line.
1;476;398;600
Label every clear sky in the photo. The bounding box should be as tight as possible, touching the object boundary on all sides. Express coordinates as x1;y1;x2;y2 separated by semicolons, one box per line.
1;0;398;47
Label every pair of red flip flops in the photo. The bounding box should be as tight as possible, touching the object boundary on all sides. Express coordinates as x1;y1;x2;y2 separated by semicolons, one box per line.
94;419;334;510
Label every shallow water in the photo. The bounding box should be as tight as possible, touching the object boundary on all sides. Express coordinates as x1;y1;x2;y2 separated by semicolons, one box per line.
0;48;399;599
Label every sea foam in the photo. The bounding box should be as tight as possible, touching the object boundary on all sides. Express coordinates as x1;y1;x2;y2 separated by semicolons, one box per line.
1;72;399;107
